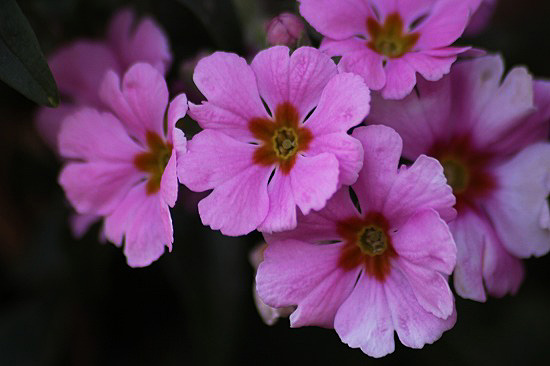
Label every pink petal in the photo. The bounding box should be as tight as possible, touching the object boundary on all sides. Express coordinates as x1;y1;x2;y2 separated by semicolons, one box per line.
100;63;169;144
383;155;456;228
178;129;256;192
166;94;188;141
70;213;101;239
104;183;172;267
198;165;271;236
35;104;79;152
402;52;457;82
257;239;359;327
49;41;119;105
381;59;417;100
334;272;395;358
351;125;402;212
305;72;370;136
385;266;457;349
394;0;438;26
258;170;296;233
485;143;550;258
298;0;373;39
251;46;337;120
58;107;142;162
107;9;172;75
290;153;339;216
414;0;470;50
448;210;487;301
191;52;269;137
160;148;178;207
188;102;257;142
331;45;387;92
321;37;367;55
306;133;364;187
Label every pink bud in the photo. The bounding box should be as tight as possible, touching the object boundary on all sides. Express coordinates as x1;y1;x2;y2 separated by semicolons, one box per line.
266;13;305;46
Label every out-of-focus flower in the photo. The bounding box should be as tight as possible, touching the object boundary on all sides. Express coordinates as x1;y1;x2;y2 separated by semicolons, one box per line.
465;0;498;36
266;13;305;47
368;55;550;301
249;243;294;325
35;8;172;151
257;125;457;358
180;46;370;236
58;63;187;267
299;0;471;100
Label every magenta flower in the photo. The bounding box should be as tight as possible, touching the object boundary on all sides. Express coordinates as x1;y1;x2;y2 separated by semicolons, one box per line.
58;63;187;267
179;46;370;236
299;0;472;99
368;55;550;301
35;8;172;150
256;125;457;357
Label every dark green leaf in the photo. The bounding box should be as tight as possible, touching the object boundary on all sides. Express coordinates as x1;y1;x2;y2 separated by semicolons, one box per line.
0;0;59;107
177;0;243;52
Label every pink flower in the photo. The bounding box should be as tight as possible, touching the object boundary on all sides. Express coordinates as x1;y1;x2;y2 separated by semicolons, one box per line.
58;63;187;267
256;125;457;358
266;13;305;47
464;0;498;36
35;8;172;151
367;55;550;301
299;0;472;99
179;46;370;236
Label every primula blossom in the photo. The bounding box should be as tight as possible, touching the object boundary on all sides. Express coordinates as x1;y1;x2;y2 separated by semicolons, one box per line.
465;0;498;36
368;55;550;301
180;46;370;236
256;125;457;357
299;0;472;99
58;63;187;267
36;8;172;151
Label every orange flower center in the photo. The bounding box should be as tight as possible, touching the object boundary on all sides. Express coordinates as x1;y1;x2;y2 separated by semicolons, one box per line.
134;132;173;195
249;103;313;174
367;13;419;58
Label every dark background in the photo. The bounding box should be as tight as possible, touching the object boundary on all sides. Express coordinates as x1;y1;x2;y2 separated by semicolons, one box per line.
1;0;549;365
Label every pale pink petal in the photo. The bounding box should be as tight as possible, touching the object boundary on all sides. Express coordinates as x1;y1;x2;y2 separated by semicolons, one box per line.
298;0;373;39
108;9;172;74
59;161;141;215
403;52;457;82
100;63;169;143
35;104;79;152
351;125;402;212
306;133;364;186
49;41;119;105
334;47;387;92
448;210;487;302
385;266;457;348
70;213;101;239
392;209;456;275
305;73;370;136
257;239;359;327
160;148;178;207
320;37;367;56
414;0;470;50
188;102;256;142
485;143;550;258
178;130;256;192
104;183;172;267
290;153;339;216
381;59;417;100
251;46;337;120
191;52;269;135
198;165;271;236
58;108;142;162
395;0;438;27
173;127;187;183
383;155;456;227
258;170;296;234
166;94;188;141
422;46;471;57
334;272;395;358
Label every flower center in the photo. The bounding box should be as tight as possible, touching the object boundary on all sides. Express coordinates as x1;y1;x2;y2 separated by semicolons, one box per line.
367;13;419;58
273;127;298;159
249;103;313;174
357;225;388;256
134;131;173;194
441;158;470;194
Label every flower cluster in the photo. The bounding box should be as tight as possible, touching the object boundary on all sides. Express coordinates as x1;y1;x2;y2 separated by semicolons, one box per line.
40;0;550;359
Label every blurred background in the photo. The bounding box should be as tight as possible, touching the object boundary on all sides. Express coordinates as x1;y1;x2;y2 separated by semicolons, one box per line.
1;0;549;364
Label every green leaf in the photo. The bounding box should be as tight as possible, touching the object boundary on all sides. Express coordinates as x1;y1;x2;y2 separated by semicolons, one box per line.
177;0;243;52
0;0;59;107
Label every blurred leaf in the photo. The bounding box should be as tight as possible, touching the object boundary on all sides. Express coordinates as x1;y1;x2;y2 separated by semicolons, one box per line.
0;0;59;107
177;0;243;51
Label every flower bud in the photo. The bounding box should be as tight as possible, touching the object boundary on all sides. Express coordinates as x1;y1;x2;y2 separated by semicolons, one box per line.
266;13;305;47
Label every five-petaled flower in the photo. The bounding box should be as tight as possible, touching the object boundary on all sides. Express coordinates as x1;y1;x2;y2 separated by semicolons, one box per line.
299;0;472;99
58;63;188;267
256;125;457;358
179;46;370;236
368;55;550;301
